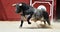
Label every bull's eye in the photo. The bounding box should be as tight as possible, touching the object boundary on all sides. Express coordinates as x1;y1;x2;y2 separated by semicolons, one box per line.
19;3;22;6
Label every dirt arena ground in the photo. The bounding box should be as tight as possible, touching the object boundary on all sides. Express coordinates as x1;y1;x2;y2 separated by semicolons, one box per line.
0;20;60;32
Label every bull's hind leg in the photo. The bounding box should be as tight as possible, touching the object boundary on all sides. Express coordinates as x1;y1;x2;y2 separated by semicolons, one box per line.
41;17;46;25
43;11;50;25
46;19;50;25
44;16;50;25
44;21;46;25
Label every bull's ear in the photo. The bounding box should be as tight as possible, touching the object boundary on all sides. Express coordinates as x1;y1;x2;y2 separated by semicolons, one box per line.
12;4;16;7
19;3;22;6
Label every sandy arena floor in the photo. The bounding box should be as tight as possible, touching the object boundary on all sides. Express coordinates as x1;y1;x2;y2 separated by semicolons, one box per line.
0;20;60;32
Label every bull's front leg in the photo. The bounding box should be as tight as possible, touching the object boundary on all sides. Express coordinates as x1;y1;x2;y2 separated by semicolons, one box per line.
20;16;24;27
20;20;23;27
27;12;33;24
27;15;32;24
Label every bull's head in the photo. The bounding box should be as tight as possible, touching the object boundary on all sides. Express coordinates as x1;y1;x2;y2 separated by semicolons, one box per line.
12;3;23;13
12;3;29;13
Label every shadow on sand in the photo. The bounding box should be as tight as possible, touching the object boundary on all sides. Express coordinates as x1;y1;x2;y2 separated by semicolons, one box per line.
19;24;52;29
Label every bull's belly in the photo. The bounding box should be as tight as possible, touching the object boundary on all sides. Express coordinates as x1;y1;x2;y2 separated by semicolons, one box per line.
21;15;31;21
31;17;45;22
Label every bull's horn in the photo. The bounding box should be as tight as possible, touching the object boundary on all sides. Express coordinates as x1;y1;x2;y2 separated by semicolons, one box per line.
12;4;16;6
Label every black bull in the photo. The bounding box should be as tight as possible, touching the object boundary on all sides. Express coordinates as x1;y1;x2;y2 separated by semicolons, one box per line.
12;3;51;27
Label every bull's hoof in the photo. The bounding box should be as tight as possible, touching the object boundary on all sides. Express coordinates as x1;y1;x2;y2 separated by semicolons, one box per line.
20;26;22;27
20;25;22;27
28;22;31;24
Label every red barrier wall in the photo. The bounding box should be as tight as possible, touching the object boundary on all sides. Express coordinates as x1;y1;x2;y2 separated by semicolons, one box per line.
0;0;56;21
0;0;30;21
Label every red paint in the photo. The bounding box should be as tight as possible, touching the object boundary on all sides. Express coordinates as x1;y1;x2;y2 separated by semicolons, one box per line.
0;0;56;21
0;0;30;21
